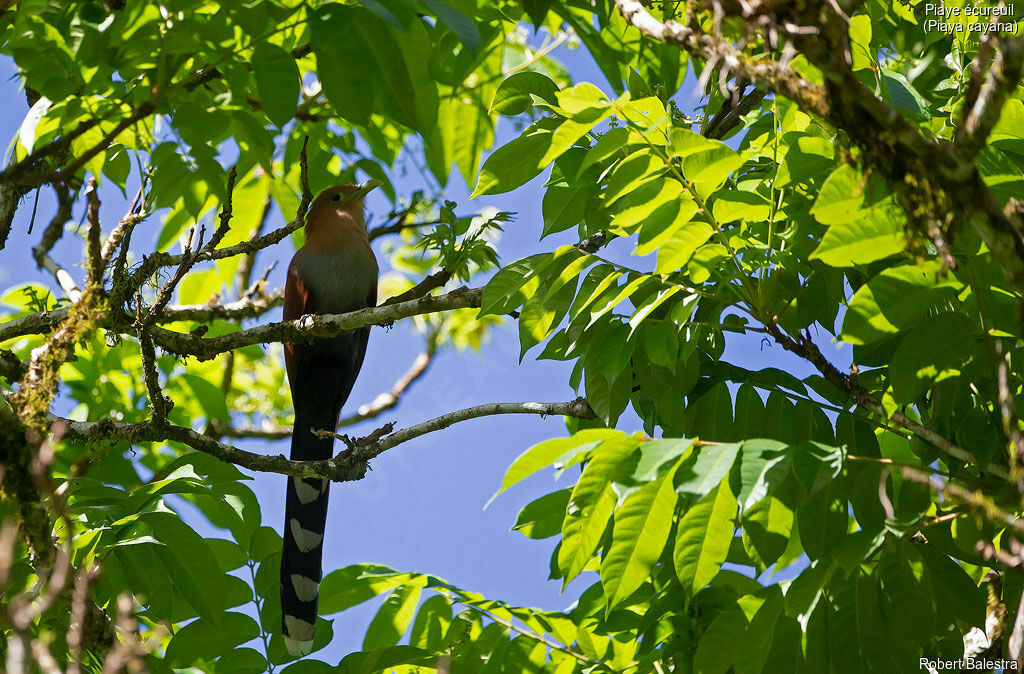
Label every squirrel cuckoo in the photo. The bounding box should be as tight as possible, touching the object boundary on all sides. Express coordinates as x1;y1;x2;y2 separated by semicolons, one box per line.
280;180;381;656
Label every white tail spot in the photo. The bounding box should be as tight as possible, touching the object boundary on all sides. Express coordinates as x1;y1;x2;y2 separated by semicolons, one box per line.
293;477;322;505
289;519;323;553
283;614;315;656
291;574;320;602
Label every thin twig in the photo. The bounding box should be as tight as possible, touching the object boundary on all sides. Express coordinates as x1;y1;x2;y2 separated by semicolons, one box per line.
140;225;204;329
85;177;103;284
32;182;81;300
100;181;146;265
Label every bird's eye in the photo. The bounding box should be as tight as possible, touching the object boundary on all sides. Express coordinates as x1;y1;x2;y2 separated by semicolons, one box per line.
330;193;342;202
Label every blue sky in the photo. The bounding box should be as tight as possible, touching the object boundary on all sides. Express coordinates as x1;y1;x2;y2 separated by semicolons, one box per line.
0;35;835;660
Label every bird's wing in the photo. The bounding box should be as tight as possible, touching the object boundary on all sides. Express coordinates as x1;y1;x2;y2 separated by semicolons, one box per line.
283;257;312;387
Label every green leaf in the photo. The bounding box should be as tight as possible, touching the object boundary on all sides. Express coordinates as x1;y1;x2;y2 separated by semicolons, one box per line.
712;190;771;223
784;559;833;621
584;360;631;426
881;68;928;117
539;111;613;173
655;221;714;273
610;178;684;231
742;496;794;569
601;461;680;609
165;612;260;666
889;312;978;403
489;429;623;505
734;590;785;674
674;481;737;594
409;594;452;649
554;82;611;119
251;43;299;127
103;145;131;193
423;0;481;52
363;585;422;650
218;648;268;673
776;132;836;187
811;165;867;225
585;275;650;328
18;96;51;154
798;483;848;560
542;178;597;237
990;98;1024;156
841;260;957;345
675;442;741;498
577;127;628;177
828;575;896;671
672;128;746;198
512;488;570;539
489;71;559;116
141;512;230;624
333;646;436;671
471;121;555;197
479;253;550;316
849;15;874;72
520;0;552;25
914;542;985;626
693;603;748;674
810;203;904;267
630;438;694;482
360;0;417;27
628;285;681;335
559;435;642;582
633;196;698;257
181;373;229;422
684;382;734;441
832;530;885;573
311;5;436;133
604;150;664;205
318;564;398;614
435;93;494;187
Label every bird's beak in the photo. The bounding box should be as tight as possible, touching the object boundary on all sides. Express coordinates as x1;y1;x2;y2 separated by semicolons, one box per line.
346;179;383;203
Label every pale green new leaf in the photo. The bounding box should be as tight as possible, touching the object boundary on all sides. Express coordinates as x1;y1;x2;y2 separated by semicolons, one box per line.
601;459;680;609
488;429;625;505
471;121;555;196
489;71;559;116
363;585;423;650
810;203;904;267
656;221;714;273
559;435;641;582
674;481;737;594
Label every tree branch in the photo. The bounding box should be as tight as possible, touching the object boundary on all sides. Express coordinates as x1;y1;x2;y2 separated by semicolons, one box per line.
100;182;146;266
333;398;597;457
147;285;483;360
32;182;81;301
956;32;1024;159
84;178;102;285
367;218;449;241
614;0;828;117
764;323;1009;479
615;0;1024;298
45;397;597;482
705;85;768;140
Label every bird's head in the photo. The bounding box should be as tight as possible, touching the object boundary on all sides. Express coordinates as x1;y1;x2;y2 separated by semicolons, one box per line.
306;180;382;237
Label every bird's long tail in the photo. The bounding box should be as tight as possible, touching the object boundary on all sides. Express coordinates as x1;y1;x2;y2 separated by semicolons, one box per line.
280;400;336;657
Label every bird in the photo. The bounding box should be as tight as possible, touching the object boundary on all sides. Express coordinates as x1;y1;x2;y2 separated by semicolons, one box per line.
280;180;381;657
